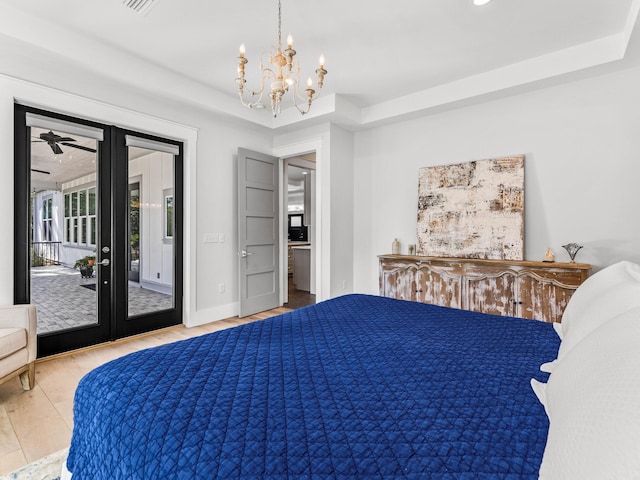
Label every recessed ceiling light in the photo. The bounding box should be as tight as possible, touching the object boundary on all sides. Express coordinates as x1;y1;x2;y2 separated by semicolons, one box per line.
473;0;493;5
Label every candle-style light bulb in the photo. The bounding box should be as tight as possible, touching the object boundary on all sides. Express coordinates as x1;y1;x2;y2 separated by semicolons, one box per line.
319;54;325;68
307;77;313;88
287;34;293;48
239;43;246;57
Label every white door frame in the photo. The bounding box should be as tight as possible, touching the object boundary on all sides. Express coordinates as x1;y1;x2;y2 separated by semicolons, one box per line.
274;137;326;304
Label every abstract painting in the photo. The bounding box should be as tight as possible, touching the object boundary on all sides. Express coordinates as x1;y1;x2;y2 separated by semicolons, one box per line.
417;155;524;260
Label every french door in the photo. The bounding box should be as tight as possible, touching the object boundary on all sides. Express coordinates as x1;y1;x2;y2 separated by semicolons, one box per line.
14;105;183;357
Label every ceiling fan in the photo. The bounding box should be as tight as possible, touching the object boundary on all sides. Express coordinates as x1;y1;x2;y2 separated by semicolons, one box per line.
32;130;97;155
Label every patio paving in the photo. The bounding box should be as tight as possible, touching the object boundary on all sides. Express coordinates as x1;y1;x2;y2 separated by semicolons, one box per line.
31;265;173;334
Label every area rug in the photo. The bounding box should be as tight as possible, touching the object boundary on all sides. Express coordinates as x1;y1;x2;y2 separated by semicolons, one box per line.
0;449;66;480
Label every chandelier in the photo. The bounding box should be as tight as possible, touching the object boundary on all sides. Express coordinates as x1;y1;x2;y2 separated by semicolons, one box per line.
236;0;327;118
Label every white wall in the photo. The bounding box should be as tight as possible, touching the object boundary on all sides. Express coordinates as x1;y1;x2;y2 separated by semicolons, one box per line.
328;124;355;297
193;116;275;322
353;65;640;294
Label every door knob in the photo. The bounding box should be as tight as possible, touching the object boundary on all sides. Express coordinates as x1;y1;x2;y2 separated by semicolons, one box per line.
239;250;253;258
98;258;110;266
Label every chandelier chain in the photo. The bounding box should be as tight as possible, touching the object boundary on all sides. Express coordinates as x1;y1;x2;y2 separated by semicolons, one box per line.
277;0;282;49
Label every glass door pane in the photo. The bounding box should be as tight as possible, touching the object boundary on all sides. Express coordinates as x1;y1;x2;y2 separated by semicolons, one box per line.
127;146;174;317
30;127;99;335
129;182;140;283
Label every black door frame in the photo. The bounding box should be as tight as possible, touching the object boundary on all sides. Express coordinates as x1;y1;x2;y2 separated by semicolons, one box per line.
113;127;184;339
14;105;183;357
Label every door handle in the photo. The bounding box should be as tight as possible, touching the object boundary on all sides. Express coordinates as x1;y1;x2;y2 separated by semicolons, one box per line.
98;258;110;266
239;250;253;258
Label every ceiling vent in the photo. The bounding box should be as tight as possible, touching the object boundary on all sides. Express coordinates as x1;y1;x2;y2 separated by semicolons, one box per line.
122;0;160;15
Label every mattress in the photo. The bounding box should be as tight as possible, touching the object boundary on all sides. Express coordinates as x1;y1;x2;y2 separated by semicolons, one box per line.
67;294;558;479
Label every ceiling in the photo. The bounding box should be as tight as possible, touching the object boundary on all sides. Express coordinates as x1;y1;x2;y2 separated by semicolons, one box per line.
1;0;638;129
30;126;153;192
30;127;97;192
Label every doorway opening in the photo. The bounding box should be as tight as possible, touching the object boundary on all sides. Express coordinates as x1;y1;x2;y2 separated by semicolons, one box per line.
283;155;316;310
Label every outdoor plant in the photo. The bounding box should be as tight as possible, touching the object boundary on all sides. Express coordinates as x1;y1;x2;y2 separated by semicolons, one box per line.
74;255;96;278
74;255;95;269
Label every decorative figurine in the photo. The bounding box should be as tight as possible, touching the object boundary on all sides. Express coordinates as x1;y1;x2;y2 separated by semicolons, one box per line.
562;243;583;263
544;248;555;262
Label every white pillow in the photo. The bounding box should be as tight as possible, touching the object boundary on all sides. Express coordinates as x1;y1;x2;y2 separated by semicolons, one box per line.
558;261;640;359
539;360;557;374
529;378;548;416
552;321;563;340
538;307;640;479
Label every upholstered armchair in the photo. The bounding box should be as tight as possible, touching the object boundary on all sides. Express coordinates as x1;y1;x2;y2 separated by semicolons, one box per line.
0;305;37;390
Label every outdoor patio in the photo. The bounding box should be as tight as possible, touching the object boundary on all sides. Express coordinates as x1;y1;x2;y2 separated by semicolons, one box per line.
31;265;174;334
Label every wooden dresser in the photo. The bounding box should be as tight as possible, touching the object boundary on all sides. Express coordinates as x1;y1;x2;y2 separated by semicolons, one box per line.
379;255;591;323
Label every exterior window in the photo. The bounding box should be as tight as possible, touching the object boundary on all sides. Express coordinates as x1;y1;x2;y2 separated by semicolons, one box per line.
71;192;78;217
64;188;96;246
79;190;87;216
42;197;53;242
89;187;96;245
165;195;174;238
90;217;96;246
81;218;87;244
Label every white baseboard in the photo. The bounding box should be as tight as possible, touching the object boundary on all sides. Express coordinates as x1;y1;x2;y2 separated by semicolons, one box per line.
184;302;239;328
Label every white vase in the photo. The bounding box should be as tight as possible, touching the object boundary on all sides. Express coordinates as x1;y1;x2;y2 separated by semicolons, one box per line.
392;238;401;255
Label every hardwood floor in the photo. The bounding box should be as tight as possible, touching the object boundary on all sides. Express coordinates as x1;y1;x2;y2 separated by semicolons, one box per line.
283;275;315;310
0;307;290;476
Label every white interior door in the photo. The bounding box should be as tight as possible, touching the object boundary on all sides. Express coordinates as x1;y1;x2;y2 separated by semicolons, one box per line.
237;148;280;317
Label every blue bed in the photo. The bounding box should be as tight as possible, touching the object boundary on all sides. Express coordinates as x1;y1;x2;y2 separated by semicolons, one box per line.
66;294;558;479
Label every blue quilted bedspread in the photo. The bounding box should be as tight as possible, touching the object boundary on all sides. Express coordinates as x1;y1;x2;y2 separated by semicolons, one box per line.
67;294;558;479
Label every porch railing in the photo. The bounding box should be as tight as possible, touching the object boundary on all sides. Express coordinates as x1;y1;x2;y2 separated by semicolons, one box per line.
31;241;61;266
